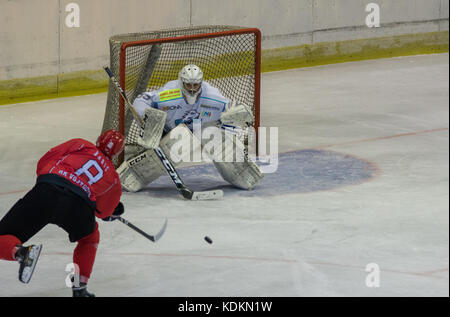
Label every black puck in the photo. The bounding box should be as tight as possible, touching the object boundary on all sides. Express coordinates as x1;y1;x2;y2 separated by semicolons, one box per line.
204;236;213;244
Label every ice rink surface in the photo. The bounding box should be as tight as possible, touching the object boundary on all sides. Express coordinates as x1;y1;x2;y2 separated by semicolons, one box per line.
0;54;448;297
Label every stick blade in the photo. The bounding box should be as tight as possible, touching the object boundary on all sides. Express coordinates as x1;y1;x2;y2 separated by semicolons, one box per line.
152;218;168;242
190;190;224;201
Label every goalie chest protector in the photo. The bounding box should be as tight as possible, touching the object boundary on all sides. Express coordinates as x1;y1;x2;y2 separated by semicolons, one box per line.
135;80;228;131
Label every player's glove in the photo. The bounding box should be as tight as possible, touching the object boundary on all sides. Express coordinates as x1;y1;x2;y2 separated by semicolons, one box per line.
102;202;125;222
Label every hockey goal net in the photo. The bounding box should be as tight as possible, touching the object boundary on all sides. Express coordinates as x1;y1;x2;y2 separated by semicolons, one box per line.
101;25;261;165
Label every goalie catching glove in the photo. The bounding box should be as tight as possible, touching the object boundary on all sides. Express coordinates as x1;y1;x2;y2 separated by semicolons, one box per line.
220;101;254;128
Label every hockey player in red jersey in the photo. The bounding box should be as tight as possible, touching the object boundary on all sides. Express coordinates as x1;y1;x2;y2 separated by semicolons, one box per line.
0;130;125;297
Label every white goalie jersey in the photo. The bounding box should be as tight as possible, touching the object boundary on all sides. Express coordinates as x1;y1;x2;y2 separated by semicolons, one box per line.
133;80;229;132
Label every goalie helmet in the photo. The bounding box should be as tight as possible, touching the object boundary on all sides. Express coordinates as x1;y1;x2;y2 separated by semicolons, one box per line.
179;64;203;105
96;129;125;159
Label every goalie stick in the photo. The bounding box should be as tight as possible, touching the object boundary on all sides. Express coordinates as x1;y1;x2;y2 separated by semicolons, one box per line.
103;66;223;201
117;217;168;242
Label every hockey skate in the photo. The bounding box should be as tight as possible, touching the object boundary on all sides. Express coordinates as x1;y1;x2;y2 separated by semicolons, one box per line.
15;244;43;284
72;282;96;297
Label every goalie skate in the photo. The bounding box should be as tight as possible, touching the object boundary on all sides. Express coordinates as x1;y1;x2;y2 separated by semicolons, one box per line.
16;244;43;284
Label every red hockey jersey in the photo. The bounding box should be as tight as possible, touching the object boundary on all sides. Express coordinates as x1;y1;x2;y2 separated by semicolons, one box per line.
36;138;122;219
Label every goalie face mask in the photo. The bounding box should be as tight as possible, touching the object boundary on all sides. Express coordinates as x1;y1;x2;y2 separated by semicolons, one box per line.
96;129;125;160
179;64;203;105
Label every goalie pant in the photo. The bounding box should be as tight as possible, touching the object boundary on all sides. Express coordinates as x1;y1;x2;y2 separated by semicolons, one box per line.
0;138;122;284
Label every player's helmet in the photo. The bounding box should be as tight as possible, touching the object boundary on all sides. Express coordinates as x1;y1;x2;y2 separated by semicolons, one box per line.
96;129;125;159
179;64;203;105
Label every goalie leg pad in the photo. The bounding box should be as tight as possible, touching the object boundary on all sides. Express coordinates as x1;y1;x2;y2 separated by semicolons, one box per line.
117;150;167;192
136;107;167;150
118;124;198;192
202;126;263;189
213;160;264;190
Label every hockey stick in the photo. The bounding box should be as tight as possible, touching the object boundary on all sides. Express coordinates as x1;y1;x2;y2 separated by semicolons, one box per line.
117;217;168;242
103;66;223;201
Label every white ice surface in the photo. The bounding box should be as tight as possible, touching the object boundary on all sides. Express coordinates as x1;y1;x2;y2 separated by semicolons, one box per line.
0;54;448;297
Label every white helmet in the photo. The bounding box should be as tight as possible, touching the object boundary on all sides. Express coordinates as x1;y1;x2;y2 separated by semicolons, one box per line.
179;64;203;104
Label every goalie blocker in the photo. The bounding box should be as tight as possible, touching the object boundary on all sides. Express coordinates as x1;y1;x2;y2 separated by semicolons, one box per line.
136;107;167;150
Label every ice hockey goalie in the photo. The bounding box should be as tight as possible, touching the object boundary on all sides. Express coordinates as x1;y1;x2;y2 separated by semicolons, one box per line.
117;64;264;192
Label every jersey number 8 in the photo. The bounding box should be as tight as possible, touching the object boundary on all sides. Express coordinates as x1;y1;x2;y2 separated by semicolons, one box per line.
75;160;104;185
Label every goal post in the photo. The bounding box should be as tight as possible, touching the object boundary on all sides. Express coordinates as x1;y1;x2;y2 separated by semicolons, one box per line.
101;25;261;165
